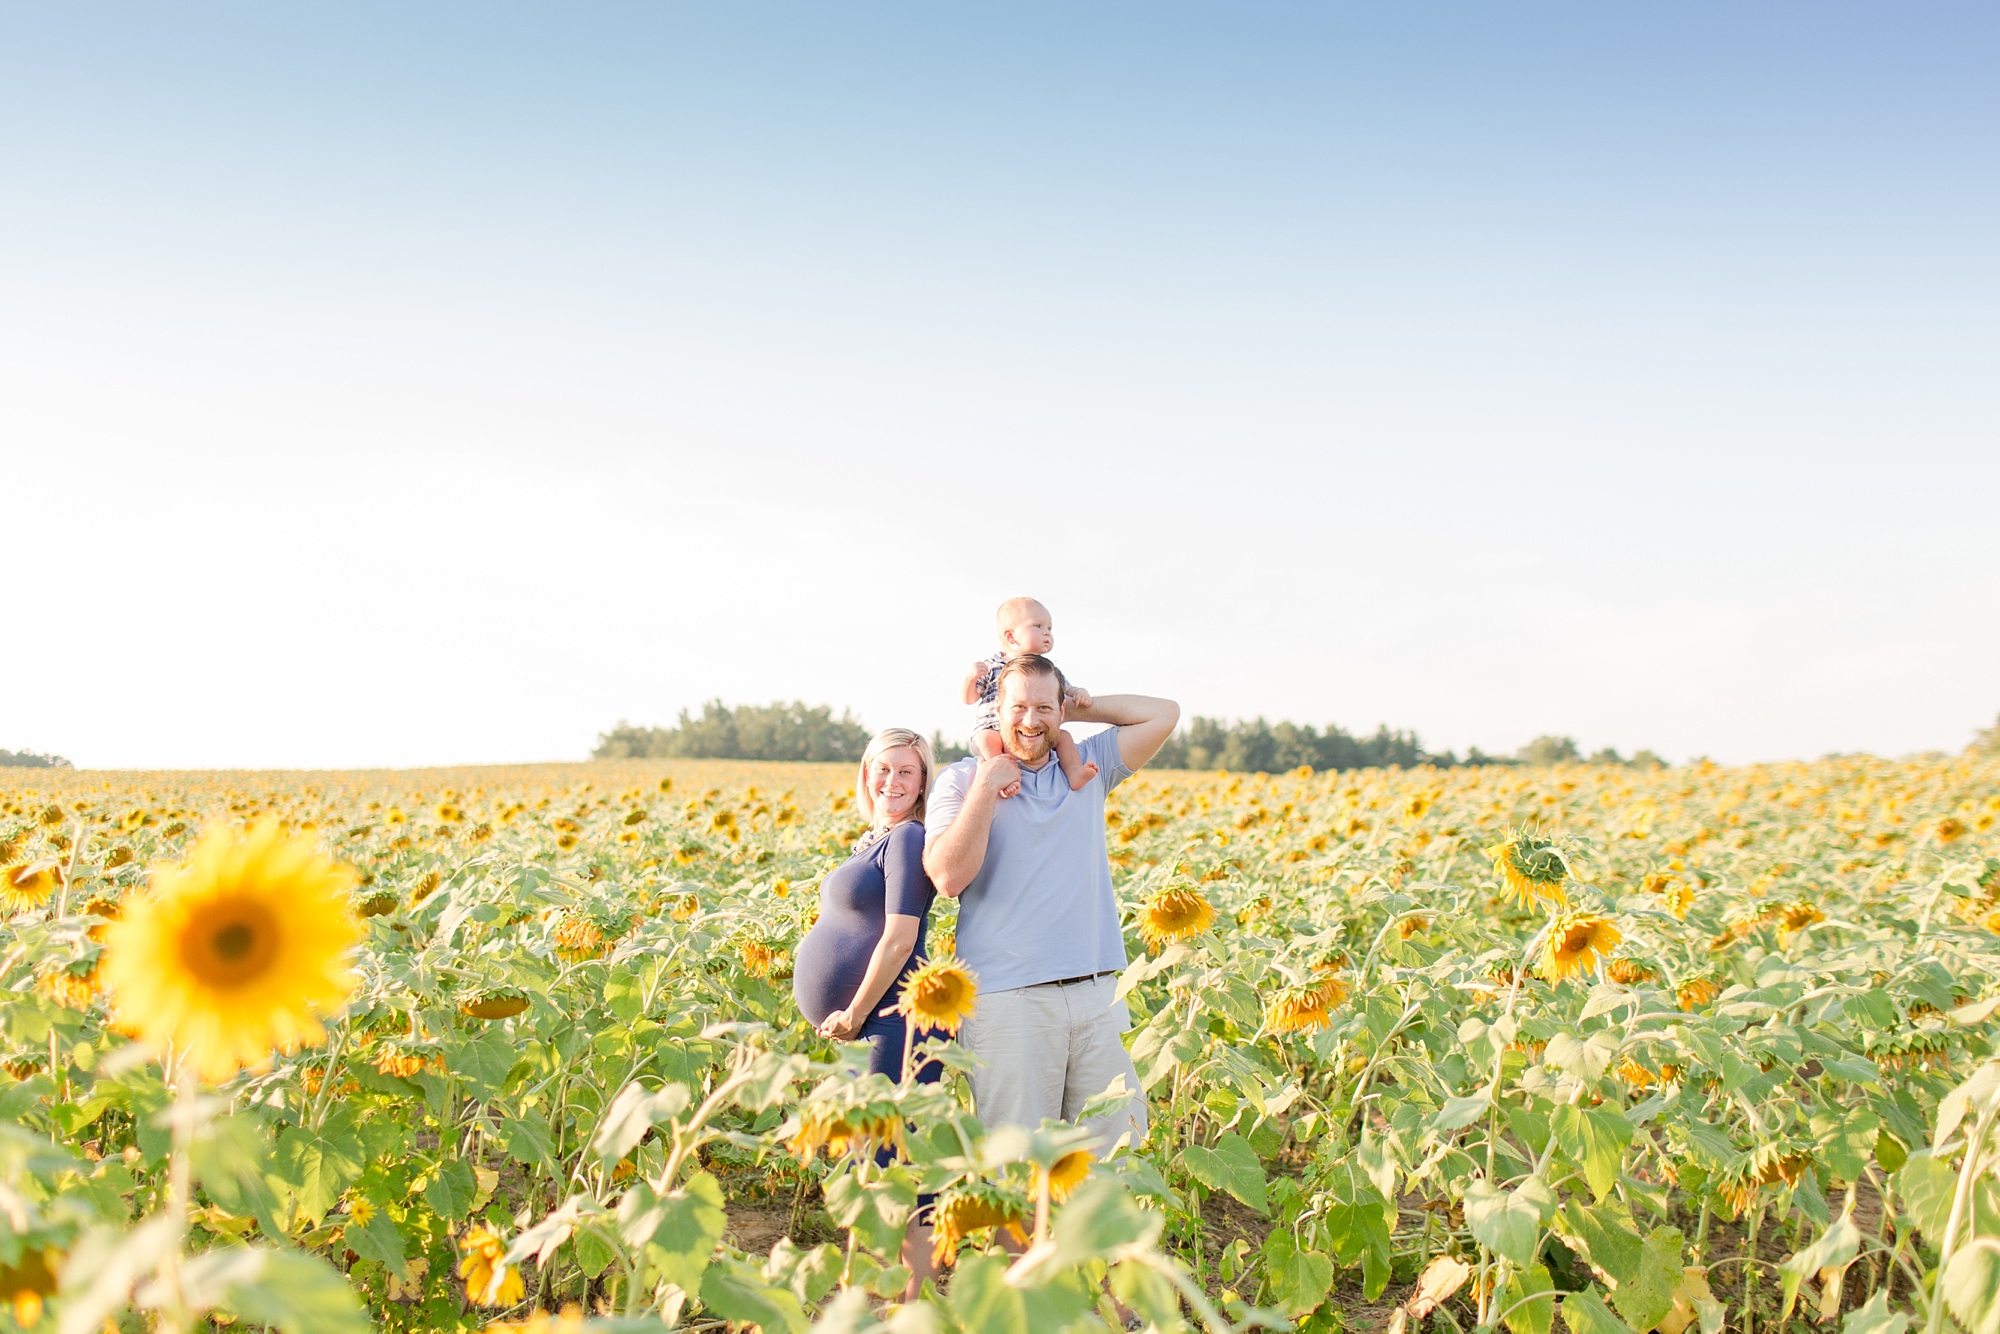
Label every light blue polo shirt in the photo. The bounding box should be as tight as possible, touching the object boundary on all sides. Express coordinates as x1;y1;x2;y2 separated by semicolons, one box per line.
925;727;1132;994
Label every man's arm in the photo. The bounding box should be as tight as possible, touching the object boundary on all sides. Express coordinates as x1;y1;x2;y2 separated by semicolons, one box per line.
1066;694;1181;772
924;755;1017;898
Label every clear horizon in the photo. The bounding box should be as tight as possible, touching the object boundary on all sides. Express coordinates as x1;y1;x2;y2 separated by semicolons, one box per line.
5;4;1996;769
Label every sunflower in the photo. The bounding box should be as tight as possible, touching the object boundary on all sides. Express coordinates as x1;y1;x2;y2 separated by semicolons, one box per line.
1936;817;1967;844
409;870;444;905
1138;886;1215;951
1778;902;1824;931
101;821;359;1081
552;915;606;962
1539;912;1622;982
1664;881;1694;920
1;862;59;912
483;1306;586;1334
0;1246;60;1329
356;891;399;918
1676;975;1719;1011
1266;983;1334;1034
1605;958;1656;985
738;939;786;978
1043;1149;1092;1203
1489;832;1569;910
929;1182;1028;1267
897;956;979;1035
787;1105;901;1163
670;894;699;922
461;989;530;1021
36;961;98;1010
458;1224;525;1306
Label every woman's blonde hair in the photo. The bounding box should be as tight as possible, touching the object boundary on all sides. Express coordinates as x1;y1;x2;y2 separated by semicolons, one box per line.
854;728;936;825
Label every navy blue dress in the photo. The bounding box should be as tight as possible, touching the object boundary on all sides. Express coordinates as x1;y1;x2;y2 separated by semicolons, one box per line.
792;819;938;1082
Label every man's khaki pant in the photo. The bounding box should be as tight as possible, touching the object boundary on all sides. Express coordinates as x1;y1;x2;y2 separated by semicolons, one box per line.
961;973;1148;1151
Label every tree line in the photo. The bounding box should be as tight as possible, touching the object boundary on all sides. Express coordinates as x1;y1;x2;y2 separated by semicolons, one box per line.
0;749;71;769
593;701;1666;771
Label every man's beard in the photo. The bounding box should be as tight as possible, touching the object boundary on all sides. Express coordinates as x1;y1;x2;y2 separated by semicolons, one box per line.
1004;727;1054;765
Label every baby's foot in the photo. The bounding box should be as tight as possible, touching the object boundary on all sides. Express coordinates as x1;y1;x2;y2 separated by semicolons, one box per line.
1068;762;1099;792
1000;779;1022;799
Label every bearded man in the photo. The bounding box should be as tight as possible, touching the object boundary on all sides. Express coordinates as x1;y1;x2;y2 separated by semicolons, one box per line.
923;654;1179;1148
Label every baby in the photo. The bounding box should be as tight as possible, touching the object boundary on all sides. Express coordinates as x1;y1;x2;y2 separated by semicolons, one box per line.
961;596;1098;792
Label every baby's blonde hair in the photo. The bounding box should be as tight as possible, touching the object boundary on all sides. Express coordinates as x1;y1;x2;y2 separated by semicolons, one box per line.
854;728;936;825
996;595;1050;633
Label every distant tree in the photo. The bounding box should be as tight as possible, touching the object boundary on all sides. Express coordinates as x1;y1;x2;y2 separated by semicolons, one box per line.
1150;716;1449;773
593;701;870;763
1587;747;1625;765
929;732;973;765
0;749;71;769
1516;735;1581;765
1974;714;2000;757
1628;749;1667;769
1463;747;1519;767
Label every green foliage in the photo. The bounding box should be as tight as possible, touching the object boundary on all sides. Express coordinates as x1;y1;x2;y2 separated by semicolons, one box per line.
594;700;871;762
1152;717;1441;772
0;747;70;768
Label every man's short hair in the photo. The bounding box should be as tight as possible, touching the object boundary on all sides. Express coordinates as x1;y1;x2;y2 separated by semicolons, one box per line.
995;654;1068;705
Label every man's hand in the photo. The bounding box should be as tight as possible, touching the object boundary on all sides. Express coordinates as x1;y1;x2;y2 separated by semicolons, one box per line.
1066;693;1180;771
977;753;1021;800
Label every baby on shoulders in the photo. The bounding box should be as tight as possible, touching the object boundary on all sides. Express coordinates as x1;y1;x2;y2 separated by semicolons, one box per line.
960;596;1098;794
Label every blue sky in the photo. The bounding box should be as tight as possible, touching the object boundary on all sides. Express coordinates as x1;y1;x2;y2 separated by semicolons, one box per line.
4;4;1996;768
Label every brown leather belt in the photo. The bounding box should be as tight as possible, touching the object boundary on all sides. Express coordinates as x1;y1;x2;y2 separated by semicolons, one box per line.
1036;970;1119;988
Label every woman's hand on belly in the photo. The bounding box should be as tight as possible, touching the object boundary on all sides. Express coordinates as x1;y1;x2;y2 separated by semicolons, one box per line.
818;1007;865;1040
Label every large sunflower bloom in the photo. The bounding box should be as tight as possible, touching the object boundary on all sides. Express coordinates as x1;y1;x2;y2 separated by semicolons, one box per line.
0;862;59;913
1137;886;1215;951
897;956;979;1035
101;821;359;1081
1489;834;1569;911
1539;912;1622;982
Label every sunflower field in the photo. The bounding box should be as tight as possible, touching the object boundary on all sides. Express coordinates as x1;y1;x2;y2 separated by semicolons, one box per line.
3;753;2000;1334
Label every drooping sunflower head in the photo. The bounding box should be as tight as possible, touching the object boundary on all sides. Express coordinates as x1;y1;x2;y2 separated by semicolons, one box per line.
1676;974;1720;1011
552;914;607;962
1778;901;1824;932
1664;881;1695;920
897;956;979;1035
1138;886;1215;951
1043;1149;1093;1203
457;1223;526;1306
1266;983;1334;1034
1936;817;1967;845
1538;912;1622;982
461;989;531;1021
1604;958;1656;986
738;938;788;979
1489;830;1570;911
786;1103;902;1164
929;1182;1029;1268
101;821;360;1081
0;861;59;913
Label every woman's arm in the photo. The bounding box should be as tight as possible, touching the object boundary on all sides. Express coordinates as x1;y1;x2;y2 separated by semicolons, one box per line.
818;914;922;1040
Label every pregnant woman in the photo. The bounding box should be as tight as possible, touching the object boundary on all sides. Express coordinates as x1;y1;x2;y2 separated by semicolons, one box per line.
792;727;941;1293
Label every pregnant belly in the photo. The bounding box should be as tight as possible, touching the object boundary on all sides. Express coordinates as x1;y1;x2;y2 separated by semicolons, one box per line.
791;925;870;1027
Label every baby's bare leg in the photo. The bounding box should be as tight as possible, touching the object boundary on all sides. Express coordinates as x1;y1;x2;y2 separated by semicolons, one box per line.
1055;728;1099;791
975;728;1020;797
